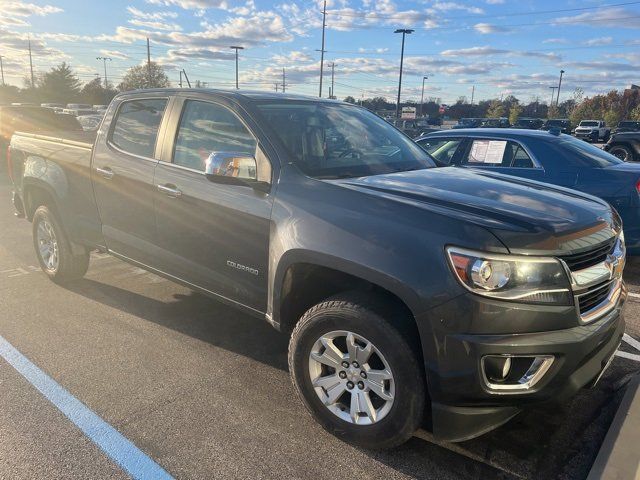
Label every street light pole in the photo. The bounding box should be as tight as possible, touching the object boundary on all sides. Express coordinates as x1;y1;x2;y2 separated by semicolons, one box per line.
419;75;428;117
549;86;557;111
394;28;414;120
556;69;565;107
230;46;244;89
96;56;112;89
318;0;327;97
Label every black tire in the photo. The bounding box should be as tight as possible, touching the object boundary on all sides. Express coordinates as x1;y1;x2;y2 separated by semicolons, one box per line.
609;144;634;162
288;292;425;449
32;205;89;283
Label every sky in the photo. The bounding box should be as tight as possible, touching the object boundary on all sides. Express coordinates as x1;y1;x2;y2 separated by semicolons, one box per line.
0;0;639;104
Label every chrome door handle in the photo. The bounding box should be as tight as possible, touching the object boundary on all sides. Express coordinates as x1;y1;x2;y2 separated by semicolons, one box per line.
157;184;182;198
96;166;114;179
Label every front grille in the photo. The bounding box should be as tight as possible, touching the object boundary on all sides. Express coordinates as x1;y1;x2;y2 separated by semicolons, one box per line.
558;238;615;271
578;280;612;315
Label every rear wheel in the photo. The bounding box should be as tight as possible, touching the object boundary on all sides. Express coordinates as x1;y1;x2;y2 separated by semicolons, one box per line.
32;205;89;283
288;293;425;449
609;144;634;162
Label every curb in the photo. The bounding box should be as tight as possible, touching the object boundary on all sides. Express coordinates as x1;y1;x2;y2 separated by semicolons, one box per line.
587;375;640;480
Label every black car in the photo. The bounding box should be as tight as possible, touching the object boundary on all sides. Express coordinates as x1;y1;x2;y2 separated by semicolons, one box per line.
613;120;640;134
513;117;544;129
452;117;482;129
9;89;626;448
605;130;640;162
480;117;510;128
542;118;571;134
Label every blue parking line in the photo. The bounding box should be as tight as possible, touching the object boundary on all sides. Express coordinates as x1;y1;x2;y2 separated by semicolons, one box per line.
0;335;174;480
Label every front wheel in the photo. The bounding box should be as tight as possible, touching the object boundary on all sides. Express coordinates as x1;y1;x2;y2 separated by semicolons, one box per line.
32;205;90;283
288;293;425;449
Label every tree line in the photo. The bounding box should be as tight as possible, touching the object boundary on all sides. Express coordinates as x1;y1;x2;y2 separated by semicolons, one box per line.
0;61;171;106
345;88;640;126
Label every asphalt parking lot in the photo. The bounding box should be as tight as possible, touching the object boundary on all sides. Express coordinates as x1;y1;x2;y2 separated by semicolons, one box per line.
0;175;638;480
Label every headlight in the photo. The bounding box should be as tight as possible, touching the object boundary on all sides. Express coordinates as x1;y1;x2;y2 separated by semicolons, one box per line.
446;247;572;305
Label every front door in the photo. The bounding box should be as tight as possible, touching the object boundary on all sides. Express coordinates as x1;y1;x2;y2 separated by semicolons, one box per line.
153;98;273;312
92;97;169;264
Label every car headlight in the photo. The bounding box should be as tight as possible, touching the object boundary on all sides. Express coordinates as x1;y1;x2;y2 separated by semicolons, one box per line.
446;247;572;305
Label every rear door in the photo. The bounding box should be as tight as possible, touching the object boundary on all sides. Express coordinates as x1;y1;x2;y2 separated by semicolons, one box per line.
457;138;546;182
91;96;169;264
152;97;273;312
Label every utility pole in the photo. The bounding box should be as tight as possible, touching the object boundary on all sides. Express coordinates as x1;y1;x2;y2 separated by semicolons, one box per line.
471;85;475;105
549;86;557;108
556;69;565;107
96;56;112;89
182;69;191;88
330;62;335;99
394;28;414;119
230;46;244;89
419;76;428;117
179;70;183;88
146;37;152;88
0;56;4;86
28;37;35;88
275;83;279;92
282;68;286;93
318;0;327;97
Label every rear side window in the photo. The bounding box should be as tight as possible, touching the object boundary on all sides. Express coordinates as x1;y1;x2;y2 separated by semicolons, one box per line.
110;98;167;158
463;139;535;168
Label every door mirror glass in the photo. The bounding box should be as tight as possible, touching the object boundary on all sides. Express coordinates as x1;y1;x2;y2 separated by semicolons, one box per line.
205;151;258;181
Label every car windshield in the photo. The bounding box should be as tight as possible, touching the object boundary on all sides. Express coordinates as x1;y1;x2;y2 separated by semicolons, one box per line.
546;120;566;126
555;135;622;167
580;121;599;127
619;121;640;128
255;102;435;179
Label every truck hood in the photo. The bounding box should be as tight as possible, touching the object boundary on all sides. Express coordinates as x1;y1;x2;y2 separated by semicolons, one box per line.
576;127;597;131
334;168;615;254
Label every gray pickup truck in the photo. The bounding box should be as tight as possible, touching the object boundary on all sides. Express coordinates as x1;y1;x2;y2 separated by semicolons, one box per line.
8;89;627;448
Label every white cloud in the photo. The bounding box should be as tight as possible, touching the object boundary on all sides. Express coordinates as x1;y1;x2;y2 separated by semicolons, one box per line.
2;2;62;17
485;0;504;3
554;8;640;29
584;36;613;46
99;49;130;60
129;18;183;31
543;38;568;44
145;0;229;9
474;23;511;34
428;2;484;14
127;6;178;19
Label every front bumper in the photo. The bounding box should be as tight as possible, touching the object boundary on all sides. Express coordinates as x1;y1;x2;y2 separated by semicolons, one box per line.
575;130;598;140
421;285;626;442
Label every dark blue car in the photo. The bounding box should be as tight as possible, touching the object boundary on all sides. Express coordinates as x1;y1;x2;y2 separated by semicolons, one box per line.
416;128;640;253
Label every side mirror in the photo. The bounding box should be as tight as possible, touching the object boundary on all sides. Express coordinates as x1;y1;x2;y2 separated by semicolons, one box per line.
204;151;269;193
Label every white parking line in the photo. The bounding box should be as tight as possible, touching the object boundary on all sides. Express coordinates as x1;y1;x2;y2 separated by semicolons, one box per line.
615;333;640;362
627;292;640;301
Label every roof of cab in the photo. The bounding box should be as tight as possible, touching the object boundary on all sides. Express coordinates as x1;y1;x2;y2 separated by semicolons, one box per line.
115;88;341;103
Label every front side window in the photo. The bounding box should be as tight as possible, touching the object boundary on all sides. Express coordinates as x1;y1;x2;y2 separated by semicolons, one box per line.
173;100;257;172
110;98;167;158
417;138;461;166
256;102;434;179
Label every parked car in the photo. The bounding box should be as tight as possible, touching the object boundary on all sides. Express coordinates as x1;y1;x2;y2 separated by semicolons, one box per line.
613;120;640;134
480;117;510;128
452;117;482;129
92;104;108;111
66;103;92;110
40;103;65;109
9;89;626;448
392;119;432;138
574;120;610;142
542;118;571;134
62;108;98;117
76;114;104;132
512;117;544;130
604;131;640;162
416;128;640;253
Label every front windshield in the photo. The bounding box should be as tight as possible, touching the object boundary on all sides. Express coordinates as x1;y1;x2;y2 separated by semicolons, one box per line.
546;120;566;126
619;121;640;128
580;121;599;127
555;135;622;167
255;102;435;179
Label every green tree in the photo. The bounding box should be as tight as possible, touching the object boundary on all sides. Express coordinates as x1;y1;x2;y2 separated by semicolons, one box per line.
81;77;117;105
344;96;356;104
630;105;640;121
118;62;170;91
509;103;523;125
37;62;81;103
0;84;21;104
604;108;622;127
486;100;505;118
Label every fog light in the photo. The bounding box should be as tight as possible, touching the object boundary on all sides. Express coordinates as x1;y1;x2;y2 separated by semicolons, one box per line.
483;356;512;382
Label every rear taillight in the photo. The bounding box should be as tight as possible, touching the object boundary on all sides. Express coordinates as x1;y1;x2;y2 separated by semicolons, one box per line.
6;145;13;182
636;178;640;195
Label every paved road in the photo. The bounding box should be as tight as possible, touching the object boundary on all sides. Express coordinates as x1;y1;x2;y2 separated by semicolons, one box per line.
0;176;638;480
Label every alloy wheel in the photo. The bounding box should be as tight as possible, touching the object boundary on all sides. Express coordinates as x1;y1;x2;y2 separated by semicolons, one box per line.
36;219;59;271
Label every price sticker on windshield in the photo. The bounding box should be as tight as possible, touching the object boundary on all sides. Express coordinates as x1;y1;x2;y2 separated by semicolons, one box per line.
468;140;507;164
